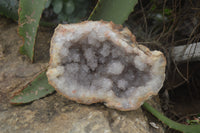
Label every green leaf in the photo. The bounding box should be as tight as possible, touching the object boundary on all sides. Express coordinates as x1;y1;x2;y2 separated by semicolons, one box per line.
88;0;138;24
150;4;156;11
52;0;63;14
10;71;55;104
164;8;172;15
64;0;75;15
18;0;47;62
0;0;18;21
58;12;68;21
143;102;200;133
45;0;52;8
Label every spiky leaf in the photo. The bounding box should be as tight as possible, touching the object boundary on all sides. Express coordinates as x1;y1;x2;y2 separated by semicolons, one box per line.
52;0;63;14
143;102;200;133
64;0;75;15
88;0;138;24
18;0;47;62
10;71;55;104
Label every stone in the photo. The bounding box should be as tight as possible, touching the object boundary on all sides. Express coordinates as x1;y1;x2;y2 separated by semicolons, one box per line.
47;21;166;111
0;18;165;133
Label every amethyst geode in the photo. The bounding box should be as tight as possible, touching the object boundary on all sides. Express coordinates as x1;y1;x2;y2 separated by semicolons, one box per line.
47;21;166;111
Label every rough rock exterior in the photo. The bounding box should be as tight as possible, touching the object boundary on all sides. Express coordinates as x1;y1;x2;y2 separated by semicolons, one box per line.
47;21;166;111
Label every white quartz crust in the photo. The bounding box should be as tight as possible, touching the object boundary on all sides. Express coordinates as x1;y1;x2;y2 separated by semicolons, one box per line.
47;21;166;111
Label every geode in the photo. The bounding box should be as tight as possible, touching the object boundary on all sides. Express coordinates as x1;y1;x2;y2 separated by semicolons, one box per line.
47;21;166;111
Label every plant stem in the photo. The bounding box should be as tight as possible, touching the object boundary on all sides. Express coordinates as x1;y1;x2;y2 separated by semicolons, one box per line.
142;102;200;133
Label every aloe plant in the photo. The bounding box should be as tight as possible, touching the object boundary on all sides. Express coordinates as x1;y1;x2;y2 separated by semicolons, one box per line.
143;102;200;133
88;0;138;24
18;0;47;62
10;71;55;104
